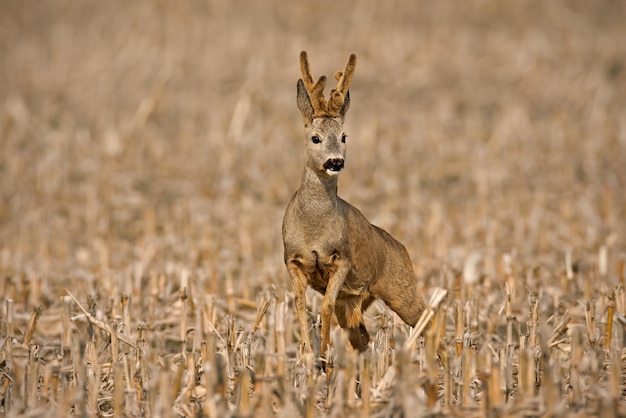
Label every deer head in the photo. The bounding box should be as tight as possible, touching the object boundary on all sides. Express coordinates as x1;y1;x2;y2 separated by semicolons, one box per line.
296;51;357;177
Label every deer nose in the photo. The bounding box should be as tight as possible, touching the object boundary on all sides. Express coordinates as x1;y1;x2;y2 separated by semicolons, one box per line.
324;158;344;172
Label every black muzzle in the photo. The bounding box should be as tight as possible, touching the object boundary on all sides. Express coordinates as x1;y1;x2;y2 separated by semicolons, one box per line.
323;158;344;172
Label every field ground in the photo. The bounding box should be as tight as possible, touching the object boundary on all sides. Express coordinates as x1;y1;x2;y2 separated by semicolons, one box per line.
1;1;626;416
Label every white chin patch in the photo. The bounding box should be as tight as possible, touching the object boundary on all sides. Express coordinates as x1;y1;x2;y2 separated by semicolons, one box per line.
326;168;341;176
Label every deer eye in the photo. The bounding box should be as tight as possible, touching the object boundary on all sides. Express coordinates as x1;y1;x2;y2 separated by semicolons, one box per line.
311;136;321;144
341;133;347;143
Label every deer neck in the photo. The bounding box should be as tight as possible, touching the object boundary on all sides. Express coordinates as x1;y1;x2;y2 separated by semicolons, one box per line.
296;167;340;213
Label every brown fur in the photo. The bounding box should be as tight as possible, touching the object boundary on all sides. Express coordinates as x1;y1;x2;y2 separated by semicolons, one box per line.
283;51;425;365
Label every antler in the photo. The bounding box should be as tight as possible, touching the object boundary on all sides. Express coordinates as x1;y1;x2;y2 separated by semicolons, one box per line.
328;53;357;114
299;51;357;118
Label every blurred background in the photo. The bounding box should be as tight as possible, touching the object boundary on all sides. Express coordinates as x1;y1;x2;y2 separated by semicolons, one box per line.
1;0;625;298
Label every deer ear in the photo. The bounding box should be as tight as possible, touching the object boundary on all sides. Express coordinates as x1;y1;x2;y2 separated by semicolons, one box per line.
339;90;350;118
297;79;314;123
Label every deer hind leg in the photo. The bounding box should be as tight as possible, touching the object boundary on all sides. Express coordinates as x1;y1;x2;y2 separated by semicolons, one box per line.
375;274;425;327
335;294;375;351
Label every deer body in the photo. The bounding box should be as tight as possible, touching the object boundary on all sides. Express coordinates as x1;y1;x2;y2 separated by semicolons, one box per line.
283;52;425;363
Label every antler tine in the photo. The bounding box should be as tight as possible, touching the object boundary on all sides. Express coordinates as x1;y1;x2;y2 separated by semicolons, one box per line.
300;51;327;94
300;50;329;116
328;53;357;114
299;51;315;87
335;53;357;95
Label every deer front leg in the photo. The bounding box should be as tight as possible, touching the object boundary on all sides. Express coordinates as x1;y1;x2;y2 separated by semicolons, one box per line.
287;261;313;356
320;256;351;367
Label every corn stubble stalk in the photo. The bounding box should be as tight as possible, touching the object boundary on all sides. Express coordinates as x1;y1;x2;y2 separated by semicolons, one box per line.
112;360;124;418
608;351;621;408
61;295;72;369
374;312;391;389
201;336;224;417
251;298;271;337
157;358;174;417
605;289;615;352
528;292;539;348
86;362;97;416
518;348;535;399
180;270;188;351
305;352;315;418
26;343;39;411
253;352;274;417
426;302;446;408
615;259;626;316
505;276;515;349
276;299;286;363
454;300;464;359
238;364;252;417
66;290;136;347
403;288;448;351
360;353;371;418
541;343;560;416
134;323;147;416
21;305;43;347
585;299;597;347
327;331;347;416
461;332;473;408
570;325;584;409
3;299;15;413
184;354;197;416
488;352;502;413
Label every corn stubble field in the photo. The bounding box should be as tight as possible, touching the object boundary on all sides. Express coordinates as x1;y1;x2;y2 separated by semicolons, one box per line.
1;1;626;417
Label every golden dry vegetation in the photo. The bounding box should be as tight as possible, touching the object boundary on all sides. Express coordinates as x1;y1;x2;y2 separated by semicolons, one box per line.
1;1;626;416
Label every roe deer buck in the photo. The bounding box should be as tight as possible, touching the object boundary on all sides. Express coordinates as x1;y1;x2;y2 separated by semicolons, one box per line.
283;51;425;366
